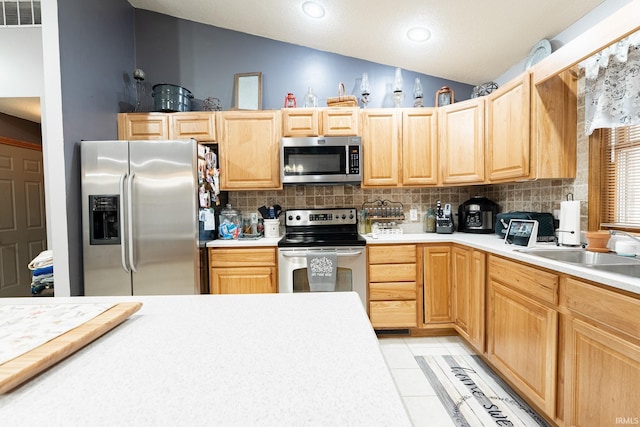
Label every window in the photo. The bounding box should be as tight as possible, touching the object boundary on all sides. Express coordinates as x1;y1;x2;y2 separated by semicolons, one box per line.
599;125;640;229
1;1;41;26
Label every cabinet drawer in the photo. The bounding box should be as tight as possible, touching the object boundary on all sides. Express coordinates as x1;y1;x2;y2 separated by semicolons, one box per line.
369;301;417;328
369;263;416;283
210;248;276;267
368;245;417;264
488;255;558;305
562;277;640;339
370;282;417;300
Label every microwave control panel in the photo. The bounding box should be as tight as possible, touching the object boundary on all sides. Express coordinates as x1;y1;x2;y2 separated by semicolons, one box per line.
349;146;360;175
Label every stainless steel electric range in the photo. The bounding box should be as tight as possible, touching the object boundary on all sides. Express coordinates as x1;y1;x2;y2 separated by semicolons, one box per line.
277;208;367;307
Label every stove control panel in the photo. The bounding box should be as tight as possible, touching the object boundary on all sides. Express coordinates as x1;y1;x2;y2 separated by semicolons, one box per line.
285;208;357;227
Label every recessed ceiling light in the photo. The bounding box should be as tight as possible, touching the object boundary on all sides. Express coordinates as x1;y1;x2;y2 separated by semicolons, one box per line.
407;27;431;42
302;1;325;19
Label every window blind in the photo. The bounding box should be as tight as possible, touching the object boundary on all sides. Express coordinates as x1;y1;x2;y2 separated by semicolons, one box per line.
1;1;41;26
601;125;640;227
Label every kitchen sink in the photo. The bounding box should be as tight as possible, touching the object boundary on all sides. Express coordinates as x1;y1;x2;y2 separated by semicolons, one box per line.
518;249;640;265
517;248;640;277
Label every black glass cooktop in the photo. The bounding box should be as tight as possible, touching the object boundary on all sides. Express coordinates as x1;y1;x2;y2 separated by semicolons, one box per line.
277;233;366;248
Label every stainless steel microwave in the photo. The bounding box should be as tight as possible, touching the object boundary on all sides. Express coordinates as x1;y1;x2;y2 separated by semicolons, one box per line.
281;136;362;185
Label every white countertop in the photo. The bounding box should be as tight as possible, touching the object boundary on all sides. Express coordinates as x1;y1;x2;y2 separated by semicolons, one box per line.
205;232;640;295
207;236;283;247
0;293;411;427
364;232;640;295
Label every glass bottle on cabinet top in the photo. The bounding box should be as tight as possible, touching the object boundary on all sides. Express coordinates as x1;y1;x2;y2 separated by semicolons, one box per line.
413;77;424;108
360;72;370;108
303;86;318;108
393;68;403;107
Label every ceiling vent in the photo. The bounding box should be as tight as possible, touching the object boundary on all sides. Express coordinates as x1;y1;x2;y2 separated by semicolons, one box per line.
1;1;41;26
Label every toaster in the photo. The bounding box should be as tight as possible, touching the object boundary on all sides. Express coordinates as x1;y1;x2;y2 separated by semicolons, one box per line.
495;212;556;242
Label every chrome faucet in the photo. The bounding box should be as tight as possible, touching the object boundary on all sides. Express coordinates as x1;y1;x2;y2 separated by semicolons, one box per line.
609;230;640;244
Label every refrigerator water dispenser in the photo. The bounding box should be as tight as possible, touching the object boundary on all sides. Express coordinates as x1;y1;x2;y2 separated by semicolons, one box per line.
89;195;120;245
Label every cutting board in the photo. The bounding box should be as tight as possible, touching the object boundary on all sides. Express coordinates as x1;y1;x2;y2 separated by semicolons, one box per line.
0;302;142;394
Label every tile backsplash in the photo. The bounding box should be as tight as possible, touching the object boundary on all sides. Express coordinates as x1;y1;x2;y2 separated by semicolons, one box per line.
229;76;589;232
228;179;580;226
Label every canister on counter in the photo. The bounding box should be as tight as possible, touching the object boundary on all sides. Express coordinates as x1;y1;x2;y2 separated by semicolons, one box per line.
219;204;242;239
424;208;436;233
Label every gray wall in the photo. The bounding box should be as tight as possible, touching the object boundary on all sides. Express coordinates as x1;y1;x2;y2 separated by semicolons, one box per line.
58;0;135;295
133;10;474;111
0;113;41;144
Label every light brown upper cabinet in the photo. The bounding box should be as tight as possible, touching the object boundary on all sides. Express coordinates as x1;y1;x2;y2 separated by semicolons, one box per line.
322;108;359;136
170;113;216;141
118;112;217;142
217;110;282;190
361;108;437;188
402;108;438;186
439;98;485;185
486;70;577;183
531;69;577;179
361;109;401;187
281;108;320;137
118;112;171;140
281;108;358;137
486;72;531;182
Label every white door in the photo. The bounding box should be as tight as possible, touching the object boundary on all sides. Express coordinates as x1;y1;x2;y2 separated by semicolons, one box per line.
0;141;47;297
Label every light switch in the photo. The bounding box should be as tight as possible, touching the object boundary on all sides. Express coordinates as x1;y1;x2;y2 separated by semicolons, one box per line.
409;209;418;221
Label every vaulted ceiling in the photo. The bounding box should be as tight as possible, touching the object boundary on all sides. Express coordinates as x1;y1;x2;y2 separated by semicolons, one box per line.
128;0;605;85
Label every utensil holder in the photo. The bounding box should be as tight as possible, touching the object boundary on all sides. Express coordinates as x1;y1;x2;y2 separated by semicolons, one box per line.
263;219;280;238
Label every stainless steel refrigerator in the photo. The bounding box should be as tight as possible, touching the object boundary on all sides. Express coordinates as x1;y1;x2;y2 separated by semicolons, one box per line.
81;139;199;295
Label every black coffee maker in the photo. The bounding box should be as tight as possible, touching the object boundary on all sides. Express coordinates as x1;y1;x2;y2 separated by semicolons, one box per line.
458;196;499;233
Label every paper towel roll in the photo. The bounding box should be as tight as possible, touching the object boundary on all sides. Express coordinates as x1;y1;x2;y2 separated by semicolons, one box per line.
559;200;581;246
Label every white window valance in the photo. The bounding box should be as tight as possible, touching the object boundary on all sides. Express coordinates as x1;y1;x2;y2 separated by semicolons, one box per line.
580;31;640;135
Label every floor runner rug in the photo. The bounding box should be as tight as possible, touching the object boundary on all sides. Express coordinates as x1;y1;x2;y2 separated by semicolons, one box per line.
415;355;550;427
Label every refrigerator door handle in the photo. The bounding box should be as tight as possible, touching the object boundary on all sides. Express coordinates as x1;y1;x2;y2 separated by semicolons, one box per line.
119;174;131;273
127;172;138;273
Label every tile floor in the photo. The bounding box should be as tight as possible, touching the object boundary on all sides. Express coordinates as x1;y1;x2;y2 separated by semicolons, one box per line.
377;335;478;427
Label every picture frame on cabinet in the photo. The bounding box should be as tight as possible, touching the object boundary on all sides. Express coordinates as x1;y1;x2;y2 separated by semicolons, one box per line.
234;72;262;110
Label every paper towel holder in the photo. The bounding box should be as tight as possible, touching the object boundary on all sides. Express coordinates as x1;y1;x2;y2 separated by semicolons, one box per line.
557;193;582;247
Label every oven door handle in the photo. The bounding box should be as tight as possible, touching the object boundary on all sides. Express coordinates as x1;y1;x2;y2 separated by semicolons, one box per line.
280;249;364;258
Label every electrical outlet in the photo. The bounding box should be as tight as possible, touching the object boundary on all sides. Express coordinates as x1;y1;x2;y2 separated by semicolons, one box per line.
409;209;418;221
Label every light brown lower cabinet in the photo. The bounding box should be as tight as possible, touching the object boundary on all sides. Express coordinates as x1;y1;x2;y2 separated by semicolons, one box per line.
368;244;419;328
561;277;640;427
451;245;485;353
487;255;559;418
423;245;452;324
209;247;277;294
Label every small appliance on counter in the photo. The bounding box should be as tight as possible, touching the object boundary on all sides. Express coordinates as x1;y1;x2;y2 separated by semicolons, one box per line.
495;211;556;242
435;200;454;234
458;196;500;234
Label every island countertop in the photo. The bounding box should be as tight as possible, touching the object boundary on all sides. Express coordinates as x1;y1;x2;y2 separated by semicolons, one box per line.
0;293;411;427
